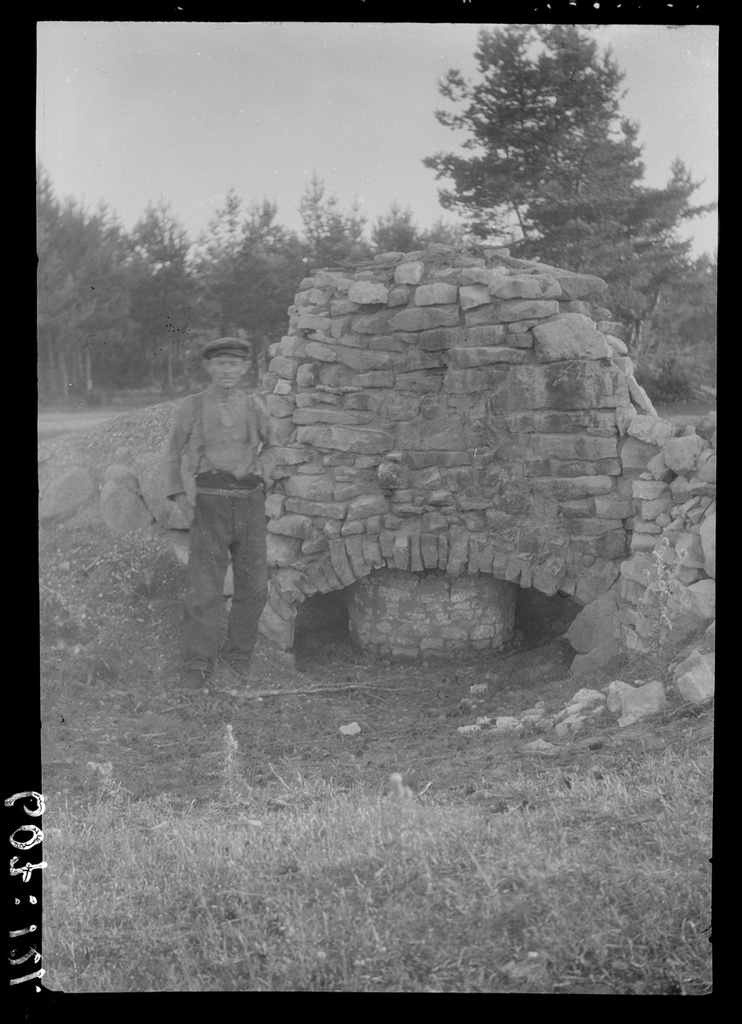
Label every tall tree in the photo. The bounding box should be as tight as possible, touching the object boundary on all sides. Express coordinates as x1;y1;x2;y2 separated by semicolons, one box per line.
424;25;714;347
192;193;305;382
299;173;372;269
372;201;422;254
126;200;195;392
37;166;132;402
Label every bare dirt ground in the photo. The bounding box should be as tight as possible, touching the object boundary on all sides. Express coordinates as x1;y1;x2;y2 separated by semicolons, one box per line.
39;513;712;816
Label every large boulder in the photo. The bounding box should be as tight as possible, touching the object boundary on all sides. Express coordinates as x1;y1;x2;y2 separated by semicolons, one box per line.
607;679;667;727
99;479;155;535
566;591;621;653
39;466;96;521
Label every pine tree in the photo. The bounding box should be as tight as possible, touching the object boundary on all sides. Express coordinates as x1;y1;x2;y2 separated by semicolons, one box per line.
298;173;372;269
424;25;715;347
37;166;132;402
126;200;195;392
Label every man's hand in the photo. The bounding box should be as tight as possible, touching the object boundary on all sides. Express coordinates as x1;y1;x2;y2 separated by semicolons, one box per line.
174;493;195;526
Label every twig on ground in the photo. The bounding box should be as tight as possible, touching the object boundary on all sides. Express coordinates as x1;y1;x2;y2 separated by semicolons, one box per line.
267;763;291;791
235;682;399;699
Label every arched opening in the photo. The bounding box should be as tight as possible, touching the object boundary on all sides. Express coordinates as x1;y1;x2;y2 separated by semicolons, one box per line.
292;590;351;667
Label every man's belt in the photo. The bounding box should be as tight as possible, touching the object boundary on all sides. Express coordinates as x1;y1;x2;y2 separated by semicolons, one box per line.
195;470;263;492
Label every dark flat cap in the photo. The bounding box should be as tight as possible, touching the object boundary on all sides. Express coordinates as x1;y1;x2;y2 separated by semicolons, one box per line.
200;337;251;360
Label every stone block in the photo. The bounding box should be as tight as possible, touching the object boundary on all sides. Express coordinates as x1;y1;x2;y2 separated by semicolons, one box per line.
461;324;508;346
394;261;424;285
619;552;657;587
699;512;715;578
620;436;660;471
267;514;314;539
674;531;706;569
458;266;508;285
569;640;622;677
414;283;459;306
555;715;586;738
551;272;608;300
304;341;337;363
348;280;389;305
488;274;562;300
392;534;410;570
283;474;336;501
346;494;391;521
605;335;629;356
573;557;620;604
266;533;303;568
285;498;348;519
446;346;530;367
414;327;465;351
626;374;657;416
459;285;492;309
352;311;397;335
389;307;461;332
258;602;295;650
630;532;657;554
685;579;715;621
530;475;615;499
615;403;636;437
295;313;331;332
446;526;470;575
674;650;714;703
329;539;357;587
627;415;675;447
295;424;395;455
528;434;618;461
532;314;611;362
488;299;561;323
696;450;716;484
663;434;707;474
614;679;667;727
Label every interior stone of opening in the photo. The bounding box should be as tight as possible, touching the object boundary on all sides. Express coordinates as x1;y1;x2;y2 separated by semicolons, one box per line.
290;571;582;665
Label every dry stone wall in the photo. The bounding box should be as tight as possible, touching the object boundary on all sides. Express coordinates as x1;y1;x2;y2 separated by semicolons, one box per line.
257;244;664;653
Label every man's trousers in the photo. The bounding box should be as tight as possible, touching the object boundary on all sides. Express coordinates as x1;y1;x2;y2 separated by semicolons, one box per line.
183;487;268;672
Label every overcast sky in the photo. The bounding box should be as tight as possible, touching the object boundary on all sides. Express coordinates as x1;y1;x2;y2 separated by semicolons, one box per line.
36;21;719;258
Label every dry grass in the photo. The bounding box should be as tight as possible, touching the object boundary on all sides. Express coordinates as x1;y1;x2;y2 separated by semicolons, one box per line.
43;731;712;994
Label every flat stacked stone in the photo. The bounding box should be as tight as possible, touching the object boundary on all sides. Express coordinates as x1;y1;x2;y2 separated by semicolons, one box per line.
252;244;653;652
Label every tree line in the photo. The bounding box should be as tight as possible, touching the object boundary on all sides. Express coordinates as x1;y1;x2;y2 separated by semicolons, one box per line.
37;167;464;404
37;24;716;406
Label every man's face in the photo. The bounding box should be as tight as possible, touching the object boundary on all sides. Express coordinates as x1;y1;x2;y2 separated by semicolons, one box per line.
205;355;248;390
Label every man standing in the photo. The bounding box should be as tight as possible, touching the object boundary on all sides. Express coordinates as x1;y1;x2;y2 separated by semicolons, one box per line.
164;338;278;689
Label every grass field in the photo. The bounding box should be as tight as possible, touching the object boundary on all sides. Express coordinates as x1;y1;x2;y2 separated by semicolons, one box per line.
43;734;711;994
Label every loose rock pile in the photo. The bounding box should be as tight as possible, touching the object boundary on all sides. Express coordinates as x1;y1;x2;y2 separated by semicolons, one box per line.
565;408;716;698
458;669;711;754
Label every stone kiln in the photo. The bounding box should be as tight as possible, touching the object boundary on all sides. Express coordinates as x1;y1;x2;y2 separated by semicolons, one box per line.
257;244;653;659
